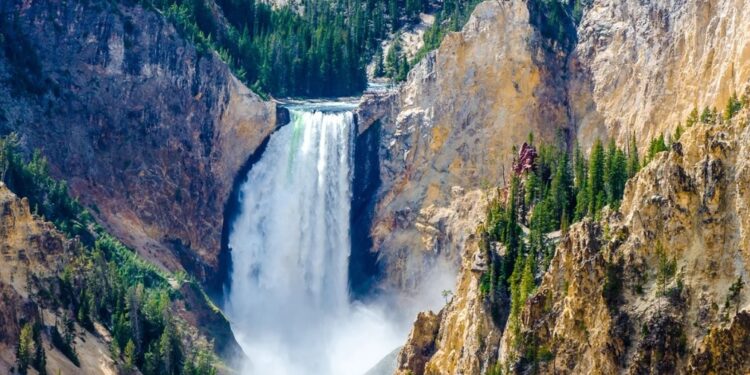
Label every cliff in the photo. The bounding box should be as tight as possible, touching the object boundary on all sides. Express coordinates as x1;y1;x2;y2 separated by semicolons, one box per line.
358;0;750;298
0;184;116;374
571;0;750;149
357;0;571;294
505;108;750;374
375;0;750;373
396;108;750;374
0;0;279;289
0;182;240;373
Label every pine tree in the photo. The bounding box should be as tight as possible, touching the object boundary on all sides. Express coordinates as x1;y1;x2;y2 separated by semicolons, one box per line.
124;340;136;373
373;46;385;77
587;139;605;216
385;37;402;80
397;54;410;82
501;176;522;287
32;323;47;375
16;323;34;375
686;107;699;127
626;134;640;178
159;320;178;375
573;142;588;220
647;134;668;163
550;150;571;222
725;93;742;120
519;255;535;301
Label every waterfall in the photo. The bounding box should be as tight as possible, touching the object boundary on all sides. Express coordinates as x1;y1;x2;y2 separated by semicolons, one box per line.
226;109;402;374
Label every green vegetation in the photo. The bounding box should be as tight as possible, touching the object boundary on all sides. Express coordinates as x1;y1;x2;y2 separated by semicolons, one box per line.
138;0;595;94
143;0;455;97
50;316;79;367
725;276;744;316
527;0;589;50
410;0;483;68
655;242;676;295
479;134;634;354
14;321;47;375
482;90;749;369
0;135;217;375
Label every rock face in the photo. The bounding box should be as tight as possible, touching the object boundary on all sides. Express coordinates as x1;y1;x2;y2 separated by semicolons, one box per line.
506;110;750;374
571;0;750;149
401;109;750;374
0;184;120;374
0;0;278;289
358;0;750;298
396;229;505;375
360;0;571;293
0;184;97;374
0;181;242;373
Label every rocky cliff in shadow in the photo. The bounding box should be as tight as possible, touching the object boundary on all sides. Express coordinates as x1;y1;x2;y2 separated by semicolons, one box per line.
0;0;280;291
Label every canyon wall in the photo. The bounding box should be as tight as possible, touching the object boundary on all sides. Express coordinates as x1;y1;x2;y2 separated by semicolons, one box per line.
0;0;279;289
358;0;571;294
358;0;750;304
572;0;750;149
396;105;750;375
358;0;750;373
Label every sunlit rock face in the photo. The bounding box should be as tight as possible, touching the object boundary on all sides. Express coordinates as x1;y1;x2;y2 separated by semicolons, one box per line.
357;0;750;316
362;0;571;295
571;0;750;150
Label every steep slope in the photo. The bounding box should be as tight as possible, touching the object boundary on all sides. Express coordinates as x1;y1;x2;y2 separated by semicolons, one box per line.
357;0;750;299
0;180;239;374
571;0;750;148
0;0;279;289
397;106;750;374
506;107;750;374
356;0;571;293
0;184;119;374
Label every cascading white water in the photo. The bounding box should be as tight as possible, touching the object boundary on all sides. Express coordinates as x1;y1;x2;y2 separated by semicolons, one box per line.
226;109;404;375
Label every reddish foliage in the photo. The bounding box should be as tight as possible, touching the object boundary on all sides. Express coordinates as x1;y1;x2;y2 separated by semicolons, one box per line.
512;142;537;175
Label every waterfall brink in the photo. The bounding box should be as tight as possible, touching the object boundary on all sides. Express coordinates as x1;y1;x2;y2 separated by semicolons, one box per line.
227;109;400;374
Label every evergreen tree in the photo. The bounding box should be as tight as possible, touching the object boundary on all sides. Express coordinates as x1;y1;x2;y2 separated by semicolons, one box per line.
519;255;535;301
159;320;180;375
124;340;136;373
573;142;588;220
685;107;699;127
725;92;742;120
549;150;572;226
385;36;403;81
397;55;410;82
647;134;668;163
16;323;34;375
626;134;640;178
373;46;385;77
32;323;47;375
603;138;627;207
587;139;605;216
500;176;522;287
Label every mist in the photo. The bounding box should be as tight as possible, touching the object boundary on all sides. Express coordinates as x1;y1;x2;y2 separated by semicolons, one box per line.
225;109;455;374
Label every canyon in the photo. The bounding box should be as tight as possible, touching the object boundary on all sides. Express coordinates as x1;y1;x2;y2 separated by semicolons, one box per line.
1;0;750;373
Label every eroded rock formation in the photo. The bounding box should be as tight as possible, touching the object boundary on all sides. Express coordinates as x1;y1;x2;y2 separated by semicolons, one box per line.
0;0;279;289
398;108;750;374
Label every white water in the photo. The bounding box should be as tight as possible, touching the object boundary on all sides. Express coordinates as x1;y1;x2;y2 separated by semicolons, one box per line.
226;109;406;374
